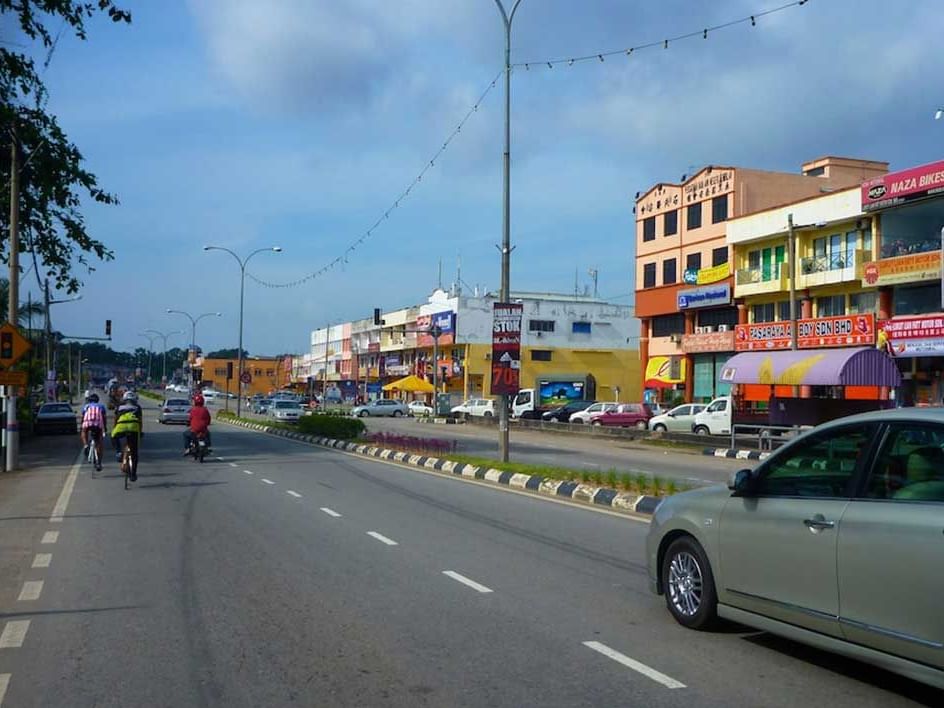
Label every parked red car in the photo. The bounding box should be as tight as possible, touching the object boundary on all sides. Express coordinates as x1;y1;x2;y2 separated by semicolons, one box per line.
592;403;653;430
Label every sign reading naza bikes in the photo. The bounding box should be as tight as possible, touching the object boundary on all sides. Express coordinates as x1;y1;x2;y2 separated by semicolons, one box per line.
735;314;875;352
491;302;522;395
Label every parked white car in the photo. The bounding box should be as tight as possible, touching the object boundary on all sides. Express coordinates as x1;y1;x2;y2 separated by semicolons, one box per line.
451;398;495;418
648;403;707;432
569;402;619;424
408;401;433;417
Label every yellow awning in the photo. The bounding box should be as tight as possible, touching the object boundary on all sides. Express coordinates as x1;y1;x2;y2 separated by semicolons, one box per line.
382;375;435;393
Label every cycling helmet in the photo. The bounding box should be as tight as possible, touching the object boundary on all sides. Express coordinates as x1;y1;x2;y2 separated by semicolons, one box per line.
84;390;93;401
89;393;100;403
122;390;138;403
192;393;205;406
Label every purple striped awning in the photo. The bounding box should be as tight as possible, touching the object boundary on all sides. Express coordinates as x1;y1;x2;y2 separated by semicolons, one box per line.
718;347;901;387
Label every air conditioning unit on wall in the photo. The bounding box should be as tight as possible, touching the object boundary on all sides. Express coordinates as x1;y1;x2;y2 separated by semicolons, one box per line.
694;326;705;335
703;326;716;333
669;334;682;343
717;324;731;332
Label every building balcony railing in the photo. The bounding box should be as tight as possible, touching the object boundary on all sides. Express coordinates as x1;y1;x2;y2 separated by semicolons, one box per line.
797;249;866;288
734;265;787;297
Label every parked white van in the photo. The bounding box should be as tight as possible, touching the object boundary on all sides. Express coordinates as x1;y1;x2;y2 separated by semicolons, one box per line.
691;396;732;435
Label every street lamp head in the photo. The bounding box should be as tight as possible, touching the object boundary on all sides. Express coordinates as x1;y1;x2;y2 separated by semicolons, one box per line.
272;246;283;253
203;245;211;251
166;308;173;313
935;108;944;121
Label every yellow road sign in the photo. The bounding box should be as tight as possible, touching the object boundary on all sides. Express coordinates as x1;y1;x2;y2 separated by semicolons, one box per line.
0;370;27;385
0;322;31;369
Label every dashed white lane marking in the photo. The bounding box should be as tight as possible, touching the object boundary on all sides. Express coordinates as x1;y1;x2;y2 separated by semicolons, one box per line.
0;673;9;705
261;478;275;485
442;571;493;594
582;641;686;689
17;581;43;602
32;554;52;569
41;531;59;545
320;507;341;518
286;490;302;498
229;463;238;468
0;621;30;649
50;456;81;523
216;457;224;461
243;470;253;475
366;531;398;546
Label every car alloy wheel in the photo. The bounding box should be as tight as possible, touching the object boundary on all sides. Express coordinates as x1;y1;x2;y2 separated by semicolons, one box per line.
667;551;703;618
393;410;403;417
662;537;717;630
359;410;369;417
652;423;667;432
635;420;647;430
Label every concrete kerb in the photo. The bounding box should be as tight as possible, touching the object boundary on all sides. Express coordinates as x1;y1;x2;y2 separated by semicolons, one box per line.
218;416;662;516
703;447;770;461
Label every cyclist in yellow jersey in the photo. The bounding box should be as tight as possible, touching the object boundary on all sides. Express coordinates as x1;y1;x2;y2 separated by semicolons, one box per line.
111;391;143;481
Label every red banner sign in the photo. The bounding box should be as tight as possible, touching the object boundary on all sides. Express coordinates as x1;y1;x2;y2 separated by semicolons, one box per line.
735;314;875;351
491;302;522;395
879;316;944;357
861;159;944;212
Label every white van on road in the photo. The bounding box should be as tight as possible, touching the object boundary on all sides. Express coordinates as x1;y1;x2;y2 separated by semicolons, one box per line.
691;396;732;435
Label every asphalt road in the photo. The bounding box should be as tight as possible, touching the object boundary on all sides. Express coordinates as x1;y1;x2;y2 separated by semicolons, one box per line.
0;404;936;706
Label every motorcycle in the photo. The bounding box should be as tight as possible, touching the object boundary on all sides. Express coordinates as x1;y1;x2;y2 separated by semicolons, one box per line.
188;433;209;463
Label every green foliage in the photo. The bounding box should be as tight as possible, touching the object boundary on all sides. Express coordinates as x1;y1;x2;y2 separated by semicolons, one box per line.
205;348;249;359
296;414;365;440
605;470;619;489
1;1;131;292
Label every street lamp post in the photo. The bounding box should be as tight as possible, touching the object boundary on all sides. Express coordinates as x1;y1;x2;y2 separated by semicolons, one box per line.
145;329;183;383
493;0;524;462
166;309;222;391
139;332;158;383
204;245;282;417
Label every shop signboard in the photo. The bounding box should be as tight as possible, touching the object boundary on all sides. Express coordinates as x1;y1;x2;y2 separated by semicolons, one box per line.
491;302;522;395
677;283;730;310
682;263;729;286
861;159;944;212
734;314;875;352
645;356;686;389
681;330;736;353
861;251;941;287
879;316;944;357
417;311;455;346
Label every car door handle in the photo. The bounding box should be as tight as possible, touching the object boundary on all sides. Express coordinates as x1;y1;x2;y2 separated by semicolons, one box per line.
803;518;836;530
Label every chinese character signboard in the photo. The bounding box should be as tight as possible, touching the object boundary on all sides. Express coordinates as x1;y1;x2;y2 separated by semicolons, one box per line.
861;251;941;288
491;302;522;395
735;314;875;352
861;159;944;212
879;316;944;357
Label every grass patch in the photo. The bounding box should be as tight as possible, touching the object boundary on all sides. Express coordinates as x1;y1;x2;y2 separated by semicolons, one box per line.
139;390;162;401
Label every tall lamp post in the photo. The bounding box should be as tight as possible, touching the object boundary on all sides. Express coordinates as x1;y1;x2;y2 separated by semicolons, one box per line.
145;328;183;383
204;245;282;416
493;0;524;462
138;332;157;384
167;309;222;391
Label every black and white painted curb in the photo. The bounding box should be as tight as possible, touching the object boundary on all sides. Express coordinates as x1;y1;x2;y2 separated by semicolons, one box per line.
416;417;464;425
703;447;770;461
222;418;662;516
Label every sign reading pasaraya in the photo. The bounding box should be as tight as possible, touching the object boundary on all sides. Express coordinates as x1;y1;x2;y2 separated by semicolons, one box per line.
491;302;522;395
735;314;875;351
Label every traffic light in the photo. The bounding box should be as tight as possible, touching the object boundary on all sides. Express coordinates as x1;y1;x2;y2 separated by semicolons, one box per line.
105;319;112;337
226;362;233;380
373;308;382;326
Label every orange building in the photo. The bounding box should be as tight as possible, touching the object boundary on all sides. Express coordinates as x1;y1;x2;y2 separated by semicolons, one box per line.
635;157;888;404
195;356;286;398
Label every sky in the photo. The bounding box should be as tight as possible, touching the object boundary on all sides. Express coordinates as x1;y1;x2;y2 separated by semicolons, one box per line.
9;0;944;356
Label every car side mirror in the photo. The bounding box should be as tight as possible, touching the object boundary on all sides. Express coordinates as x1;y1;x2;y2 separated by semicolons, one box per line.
729;468;754;495
667;412;676;417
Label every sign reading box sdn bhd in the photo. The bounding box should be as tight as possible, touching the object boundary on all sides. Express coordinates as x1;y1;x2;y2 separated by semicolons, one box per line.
677;283;730;310
491;302;522;395
734;314;876;352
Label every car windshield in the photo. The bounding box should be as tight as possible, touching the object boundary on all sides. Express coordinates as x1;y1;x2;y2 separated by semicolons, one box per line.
275;401;300;409
42;404;72;413
167;399;189;407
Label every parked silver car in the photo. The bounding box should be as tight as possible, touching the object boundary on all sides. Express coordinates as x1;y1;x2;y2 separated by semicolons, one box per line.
159;398;191;425
268;400;304;423
351;399;408;418
646;407;944;690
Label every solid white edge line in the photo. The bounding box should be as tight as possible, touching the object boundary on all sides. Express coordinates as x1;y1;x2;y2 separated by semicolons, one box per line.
366;531;398;546
442;570;493;594
17;581;43;602
0;673;9;706
0;620;30;648
582;641;686;689
49;453;82;523
41;531;59;545
261;478;275;485
320;507;341;518
32;553;52;569
286;490;302;498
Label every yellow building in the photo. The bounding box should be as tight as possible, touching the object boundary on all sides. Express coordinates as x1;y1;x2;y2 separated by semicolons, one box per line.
196;356;287;397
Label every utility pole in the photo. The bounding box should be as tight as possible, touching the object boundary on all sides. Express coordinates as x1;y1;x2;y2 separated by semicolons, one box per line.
7;124;20;470
322;324;330;409
788;213;797;351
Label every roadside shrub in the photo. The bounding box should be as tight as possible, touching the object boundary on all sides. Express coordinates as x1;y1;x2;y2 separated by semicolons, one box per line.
633;473;650;494
580;470;592;483
296;414;365;440
605;470;618;489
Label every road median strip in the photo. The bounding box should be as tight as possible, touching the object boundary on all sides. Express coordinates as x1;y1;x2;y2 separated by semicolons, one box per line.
219;416;664;516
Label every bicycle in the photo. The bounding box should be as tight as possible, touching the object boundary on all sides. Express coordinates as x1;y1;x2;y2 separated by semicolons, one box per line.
117;433;139;489
84;428;103;476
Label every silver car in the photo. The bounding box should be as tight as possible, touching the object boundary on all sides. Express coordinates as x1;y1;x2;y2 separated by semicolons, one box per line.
646;407;944;690
159;398;191;425
268;400;304;423
351;399;408;418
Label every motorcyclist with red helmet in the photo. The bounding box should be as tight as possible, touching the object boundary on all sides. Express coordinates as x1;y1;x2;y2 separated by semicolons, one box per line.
183;393;212;455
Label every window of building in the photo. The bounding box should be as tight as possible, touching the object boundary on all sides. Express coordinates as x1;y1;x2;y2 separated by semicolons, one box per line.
528;319;555;333
662;258;677;285
531;350;552;361
817;294;846;317
214;367;227;377
752;303;776;323
265;369;275;377
686;252;701;272
254;368;262;376
687;203;702;230
747;250;761;271
643;263;656;289
849;291;878;315
572;321;592;334
696;307;738;328
711;195;728;223
880;201;944;259
862;223;873;255
712;246;728;266
643;216;656;242
778;301;792;321
663;210;678;237
651;313;685;337
894;284;939;316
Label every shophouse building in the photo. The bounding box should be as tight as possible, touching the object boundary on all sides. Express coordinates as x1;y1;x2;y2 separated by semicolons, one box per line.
635;156;888;403
195;355;286;397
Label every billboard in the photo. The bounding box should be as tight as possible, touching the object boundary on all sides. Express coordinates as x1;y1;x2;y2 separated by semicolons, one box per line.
491;302;522;395
734;314;875;351
861;159;944;212
538;380;586;407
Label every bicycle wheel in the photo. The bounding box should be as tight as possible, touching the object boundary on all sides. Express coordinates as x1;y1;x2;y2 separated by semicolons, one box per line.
122;443;131;489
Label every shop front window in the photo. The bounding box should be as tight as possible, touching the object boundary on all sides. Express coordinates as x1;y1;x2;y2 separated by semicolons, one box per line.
651;313;685;337
880;200;944;259
893;284;940;316
817;295;846;317
849;291;878;315
752;303;776;323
